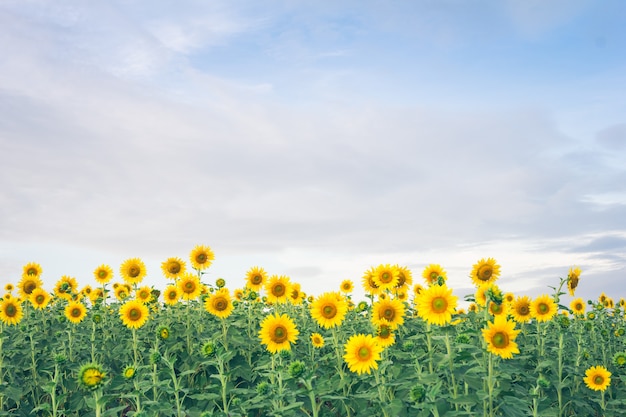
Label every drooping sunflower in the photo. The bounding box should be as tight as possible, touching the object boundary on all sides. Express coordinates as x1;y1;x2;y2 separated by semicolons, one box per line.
160;257;186;280
372;264;400;291
29;288;52;310
362;267;382;296
375;324;396;348
205;288;234;319
343;333;383;375
93;264;114;285
264;275;291;304
371;298;406;329
339;279;354;293
422;264;447;286
177;273;202;301
18;275;43;299
54;275;78;300
119;299;150;329
510;296;532;323
584;365;611;392
311;333;325;348
78;363;106;390
0;298;23;325
120;258;147;285
258;313;299;353
415;284;458;326
22;262;43;279
570;297;586;316
470;258;501;287
65;301;87;324
189;244;215;271
310;292;348;329
530;294;557;322
567;266;582;296
245;266;267;291
135;286;153;303
482;315;520;359
163;285;181;305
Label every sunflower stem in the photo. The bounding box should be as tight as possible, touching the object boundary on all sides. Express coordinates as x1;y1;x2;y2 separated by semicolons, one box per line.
374;368;390;417
557;333;564;417
132;328;139;366
426;322;434;374
444;333;459;411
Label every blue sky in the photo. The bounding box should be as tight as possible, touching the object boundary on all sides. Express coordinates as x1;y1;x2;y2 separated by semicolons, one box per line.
1;0;625;304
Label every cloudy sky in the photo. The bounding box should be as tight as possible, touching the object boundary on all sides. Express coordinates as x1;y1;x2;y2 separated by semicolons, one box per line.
1;0;625;304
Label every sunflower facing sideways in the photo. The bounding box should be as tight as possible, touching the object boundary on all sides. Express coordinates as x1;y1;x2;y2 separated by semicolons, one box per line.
567;266;582;296
482;315;520;359
120;258;147;285
343;333;383;375
371;298;406;329
470;258;501;287
259;313;299;353
362;267;382;296
310;292;348;329
205;288;234;319
189;244;215;271
0;297;23;326
161;257;186;280
119;299;150;329
245;266;268;291
415;284;458;326
65;301;87;324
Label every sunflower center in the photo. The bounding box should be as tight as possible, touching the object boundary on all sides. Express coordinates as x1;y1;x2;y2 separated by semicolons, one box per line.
379;326;391;338
184;282;195;292
430;272;438;280
492;331;509;348
575;303;583;311
491;304;503;314
322;304;337;319
24;281;37;294
272;284;285;297
129;266;141;278
358;346;371;360
382;307;395;320
594;375;604;385
98;270;107;278
129;308;141;320
5;304;16;317
35;295;45;304
251;275;262;285
161;329;169;339
71;308;82;318
27;268;38;276
432;297;448;313
168;263;181;274
196;253;208;264
517;304;530;316
477;265;492;281
214;298;228;311
538;303;549;314
380;272;392;283
272;325;288;343
167;291;177;300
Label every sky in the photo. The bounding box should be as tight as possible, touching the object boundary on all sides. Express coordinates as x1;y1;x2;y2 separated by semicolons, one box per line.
1;0;625;305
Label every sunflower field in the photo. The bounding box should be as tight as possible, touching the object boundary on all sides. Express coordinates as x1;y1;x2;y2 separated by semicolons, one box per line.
1;245;625;416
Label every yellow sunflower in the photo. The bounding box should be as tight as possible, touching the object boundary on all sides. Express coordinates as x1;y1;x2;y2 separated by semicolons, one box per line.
29;288;51;310
394;265;413;289
413;283;424;296
161;257;186;280
78;363;106;390
375;324;396;348
584;365;611;392
362;267;382;296
0;298;23;325
189;244;215;271
422;264;447;286
245;266;267;291
482;316;520;359
530;294;557;322
4;283;13;293
339;279;354;293
258;313;299;353
177;273;202;301
65;301;87;324
371;298;406;329
22;262;43;279
310;292;348;329
135;286;153;303
488;301;509;318
510;296;532;323
119;299;150;329
204;288;234;319
503;292;515;305
163;285;181;305
343;333;383;375
372;264;400;291
475;283;501;307
311;333;325;348
120;258;147;285
470;257;501;287
233;288;244;301
55;276;78;300
93;264;114;284
567;266;582;296
288;282;305;305
114;284;130;301
18;275;43;299
570;297;586;316
264;275;291;304
415;284;458;326
89;288;104;304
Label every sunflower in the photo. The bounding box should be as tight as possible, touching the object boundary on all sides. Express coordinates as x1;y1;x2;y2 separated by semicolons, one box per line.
18;275;43;299
396;289;409;302
311;333;325;348
119;299;150;329
114;284;130;301
233;288;244;301
371;298;406;329
372;264;399;291
161;257;186;280
394;265;413;289
362;267;382;296
190;244;215;270
343;333;383;375
488;300;509;318
510;296;532;323
65;301;87;324
177;273;202;301
157;325;171;340
570;297;586;316
567;266;582;296
310;292;348;329
422;264;447;286
54;276;78;300
78;363;106;390
503;292;515;305
258;313;299;353
0;298;23;325
29;288;51;310
122;365;136;380
245;266;267;291
163;285;181;305
340;279;354;293
135;286;153;303
530;294;557;322
265;275;291;304
287;282;305;305
413;284;424;296
482;316;520;359
4;283;13;293
120;258;147;285
470;258;501;287
93;264;114;284
584;365;611;392
89;288;104;304
415;284;458;326
205;288;234;319
375;324;396;348
22;262;43;279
